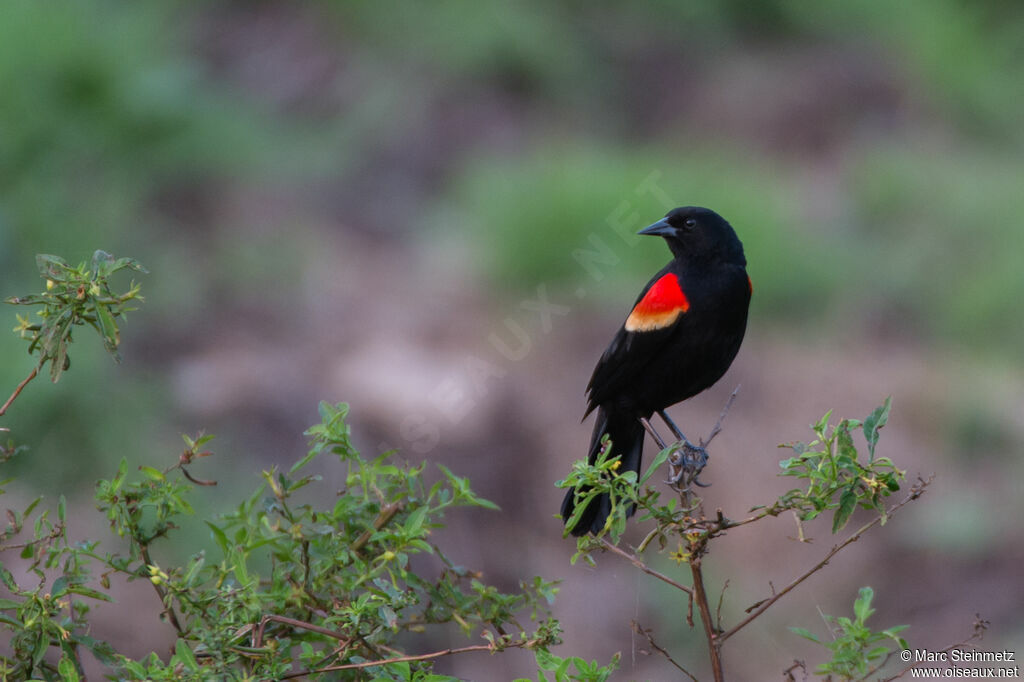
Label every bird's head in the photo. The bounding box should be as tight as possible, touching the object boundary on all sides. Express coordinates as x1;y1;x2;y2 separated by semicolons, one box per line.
638;206;746;266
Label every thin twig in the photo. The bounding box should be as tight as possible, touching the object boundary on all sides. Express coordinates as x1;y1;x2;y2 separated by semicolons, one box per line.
253;613;352;649
0;366;39;417
715;579;729;632
0;523;64;553
717;476;933;645
701;385;740;448
181;467;217;486
280;640;534;678
783;659;808;681
630;620;699;681
351;502;402;554
600;538;693;596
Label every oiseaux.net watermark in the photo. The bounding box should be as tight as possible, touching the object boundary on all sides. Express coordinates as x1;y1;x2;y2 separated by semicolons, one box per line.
903;647;1019;678
377;170;677;456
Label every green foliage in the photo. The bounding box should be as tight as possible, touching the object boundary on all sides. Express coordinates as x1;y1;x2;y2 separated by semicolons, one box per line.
778;397;903;533
557;398;921;678
560;400;904;554
1;401;614;680
790;586;908;680
525;648;621;682
0;253;618;680
6;251;145;382
558;435;635;543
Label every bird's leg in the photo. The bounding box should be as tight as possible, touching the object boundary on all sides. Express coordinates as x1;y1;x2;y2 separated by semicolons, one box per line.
657;410;710;488
657;409;688;442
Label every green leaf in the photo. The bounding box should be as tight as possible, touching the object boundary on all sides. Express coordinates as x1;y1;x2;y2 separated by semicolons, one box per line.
111;257;148;274
206;521;230;553
813;409;833;436
76;634;118;666
404;506;428;536
5;293;48;305
535;647;561;671
835;422;857;463
853;586;875;624
832;486;858;534
288;447;319;475
174;639;200;671
52;575;70;597
138;466;165;481
24;496;41;518
58;655;80;682
36;254;70;281
67;585;114;602
94;302;121;358
32;631;49;666
639;446;670;485
789;626;821;643
231;548;251;586
863;397;892;460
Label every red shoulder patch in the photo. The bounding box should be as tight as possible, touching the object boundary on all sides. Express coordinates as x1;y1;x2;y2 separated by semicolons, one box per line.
624;273;689;332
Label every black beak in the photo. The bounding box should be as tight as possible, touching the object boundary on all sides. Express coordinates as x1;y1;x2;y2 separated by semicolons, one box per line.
637;217;674;237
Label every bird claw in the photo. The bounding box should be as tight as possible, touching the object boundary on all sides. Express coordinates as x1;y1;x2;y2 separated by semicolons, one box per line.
668;440;710;489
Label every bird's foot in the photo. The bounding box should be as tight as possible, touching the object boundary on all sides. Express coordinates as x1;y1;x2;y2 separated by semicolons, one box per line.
668;440;710;488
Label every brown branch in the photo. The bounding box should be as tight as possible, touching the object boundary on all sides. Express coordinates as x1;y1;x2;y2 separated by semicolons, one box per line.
181;467;217;486
783;659;808;681
280;640;534;678
600;538;693;596
715;579;729;632
630;620;699;681
351;502;402;554
0;522;64;554
716;476;932;645
0;366;39;417
690;557;724;682
252;614;352;649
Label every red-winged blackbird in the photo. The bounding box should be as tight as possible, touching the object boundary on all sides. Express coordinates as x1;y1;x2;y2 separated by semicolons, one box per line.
561;206;751;536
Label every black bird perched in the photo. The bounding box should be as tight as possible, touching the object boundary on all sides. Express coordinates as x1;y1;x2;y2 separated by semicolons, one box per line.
560;206;751;536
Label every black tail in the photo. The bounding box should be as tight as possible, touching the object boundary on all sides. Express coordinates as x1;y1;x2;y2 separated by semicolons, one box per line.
560;406;645;536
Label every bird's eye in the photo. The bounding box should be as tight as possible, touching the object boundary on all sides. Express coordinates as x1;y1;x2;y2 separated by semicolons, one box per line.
683;218;697;229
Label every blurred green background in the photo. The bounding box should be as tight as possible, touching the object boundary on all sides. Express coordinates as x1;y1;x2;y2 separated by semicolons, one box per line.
2;1;1022;678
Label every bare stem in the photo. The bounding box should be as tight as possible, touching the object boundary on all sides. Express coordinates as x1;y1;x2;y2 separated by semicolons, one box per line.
0;366;39;417
690;557;725;682
600;538;693;596
701;385;740;448
253;614;352;649
717;476;933;645
280;640;535;678
631;620;699;681
351;502;402;554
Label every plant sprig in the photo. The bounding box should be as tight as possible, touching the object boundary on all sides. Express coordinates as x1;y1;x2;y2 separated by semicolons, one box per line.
778;397;902;533
1;251;146;417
